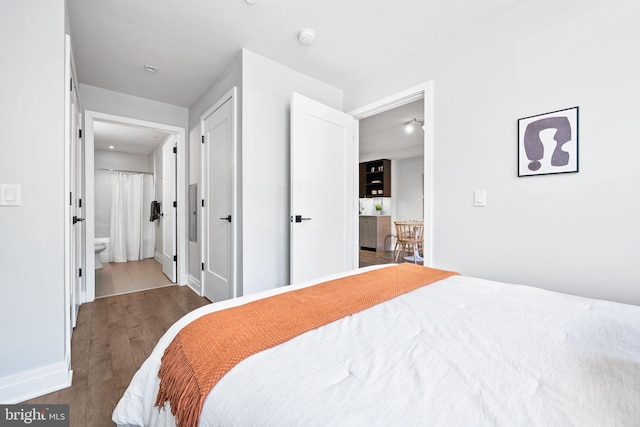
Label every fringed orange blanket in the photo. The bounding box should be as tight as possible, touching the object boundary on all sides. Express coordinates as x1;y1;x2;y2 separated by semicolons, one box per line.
155;263;457;427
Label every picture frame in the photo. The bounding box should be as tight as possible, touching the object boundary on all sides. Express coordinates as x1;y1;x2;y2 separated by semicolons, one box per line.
517;106;579;177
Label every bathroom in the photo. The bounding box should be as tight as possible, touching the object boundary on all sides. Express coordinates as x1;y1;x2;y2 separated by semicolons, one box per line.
93;121;174;297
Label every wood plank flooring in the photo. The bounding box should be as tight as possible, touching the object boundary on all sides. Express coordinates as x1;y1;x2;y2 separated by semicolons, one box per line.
22;255;413;426
23;285;210;427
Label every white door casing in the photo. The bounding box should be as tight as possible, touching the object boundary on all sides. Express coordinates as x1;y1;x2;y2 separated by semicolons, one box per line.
290;92;357;285
348;82;434;266
201;89;236;302
161;136;177;282
84;112;186;302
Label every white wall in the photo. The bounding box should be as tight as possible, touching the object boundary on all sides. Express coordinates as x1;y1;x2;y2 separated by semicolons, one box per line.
94;149;153;173
79;84;188;129
392;156;424;222
0;0;70;402
344;0;640;305
241;50;343;295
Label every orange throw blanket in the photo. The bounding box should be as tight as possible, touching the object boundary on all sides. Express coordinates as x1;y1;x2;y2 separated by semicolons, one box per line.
155;263;457;426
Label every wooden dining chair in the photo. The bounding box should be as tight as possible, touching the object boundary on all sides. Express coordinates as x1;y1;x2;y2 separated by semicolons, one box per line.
393;221;424;264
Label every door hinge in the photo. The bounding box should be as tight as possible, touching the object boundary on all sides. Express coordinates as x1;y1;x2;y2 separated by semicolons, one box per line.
173;255;177;262
201;199;205;208
70;192;73;206
173;146;177;154
201;135;204;144
78;198;82;208
173;201;177;208
201;262;205;271
70;77;73;92
78;129;82;138
78;268;82;277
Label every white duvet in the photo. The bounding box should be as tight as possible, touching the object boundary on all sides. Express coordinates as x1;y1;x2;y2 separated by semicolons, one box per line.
113;265;640;426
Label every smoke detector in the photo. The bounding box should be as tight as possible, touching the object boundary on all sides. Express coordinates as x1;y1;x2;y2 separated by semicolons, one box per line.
297;28;316;45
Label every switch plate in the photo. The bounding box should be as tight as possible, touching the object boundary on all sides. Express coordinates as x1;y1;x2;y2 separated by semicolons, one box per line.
474;190;486;207
0;184;21;206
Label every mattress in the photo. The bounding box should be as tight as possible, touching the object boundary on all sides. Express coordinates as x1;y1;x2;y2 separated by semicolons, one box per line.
113;265;640;426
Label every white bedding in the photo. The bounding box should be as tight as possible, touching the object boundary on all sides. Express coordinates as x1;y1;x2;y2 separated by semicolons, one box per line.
113;265;640;426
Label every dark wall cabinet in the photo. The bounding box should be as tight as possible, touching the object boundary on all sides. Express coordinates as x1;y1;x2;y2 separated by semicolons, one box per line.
359;159;391;198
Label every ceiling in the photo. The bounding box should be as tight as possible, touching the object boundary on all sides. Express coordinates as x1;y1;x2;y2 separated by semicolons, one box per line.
94;121;170;155
67;0;527;108
360;99;425;161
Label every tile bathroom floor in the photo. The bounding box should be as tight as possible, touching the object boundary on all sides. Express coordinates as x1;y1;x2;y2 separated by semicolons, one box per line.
95;258;173;298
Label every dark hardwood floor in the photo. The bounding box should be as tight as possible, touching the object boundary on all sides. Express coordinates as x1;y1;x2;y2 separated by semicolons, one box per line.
23;285;210;427
358;249;396;267
358;248;423;268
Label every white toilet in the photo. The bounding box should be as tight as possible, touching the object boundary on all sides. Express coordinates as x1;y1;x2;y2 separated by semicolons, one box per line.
95;242;107;269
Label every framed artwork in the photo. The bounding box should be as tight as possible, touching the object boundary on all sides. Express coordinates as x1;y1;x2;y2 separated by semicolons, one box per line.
518;106;579;177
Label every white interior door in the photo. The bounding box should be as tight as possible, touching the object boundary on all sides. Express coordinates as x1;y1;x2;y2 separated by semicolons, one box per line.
290;92;357;285
161;137;177;281
64;34;76;337
201;94;234;302
72;93;83;326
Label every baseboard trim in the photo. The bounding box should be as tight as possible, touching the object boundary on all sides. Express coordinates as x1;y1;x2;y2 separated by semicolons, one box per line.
0;363;72;404
187;274;202;296
154;251;164;264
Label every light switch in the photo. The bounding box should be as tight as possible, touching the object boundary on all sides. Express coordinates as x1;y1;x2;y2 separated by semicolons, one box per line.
1;184;21;206
474;190;486;207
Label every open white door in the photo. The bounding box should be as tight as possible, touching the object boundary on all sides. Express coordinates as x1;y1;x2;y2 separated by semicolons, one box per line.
290;93;357;285
201;91;235;302
161;137;177;282
71;91;83;327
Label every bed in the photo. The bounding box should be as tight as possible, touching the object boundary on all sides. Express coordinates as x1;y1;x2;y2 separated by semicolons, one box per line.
113;264;640;426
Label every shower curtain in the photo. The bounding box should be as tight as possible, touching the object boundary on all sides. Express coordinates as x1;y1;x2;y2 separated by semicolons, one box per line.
110;172;156;262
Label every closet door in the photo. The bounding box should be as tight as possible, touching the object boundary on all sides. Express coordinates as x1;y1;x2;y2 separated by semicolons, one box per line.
201;90;235;302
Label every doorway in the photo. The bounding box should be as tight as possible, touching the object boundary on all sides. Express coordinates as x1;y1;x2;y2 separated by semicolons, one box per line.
349;82;434;268
357;99;425;267
84;111;186;303
92;122;173;297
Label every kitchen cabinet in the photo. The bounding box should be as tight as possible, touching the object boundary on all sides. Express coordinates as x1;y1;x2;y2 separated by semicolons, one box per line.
359;159;391;198
359;215;391;252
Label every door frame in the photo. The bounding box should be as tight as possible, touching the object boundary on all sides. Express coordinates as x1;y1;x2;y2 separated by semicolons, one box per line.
83;111;186;302
348;81;434;266
199;87;238;299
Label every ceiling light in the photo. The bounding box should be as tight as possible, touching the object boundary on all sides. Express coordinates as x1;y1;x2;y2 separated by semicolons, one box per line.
403;118;425;133
143;64;159;73
108;145;115;150
245;0;256;4
297;28;316;45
